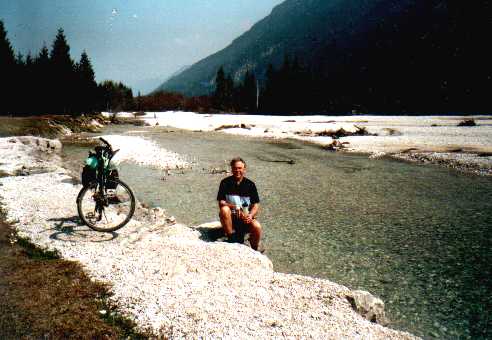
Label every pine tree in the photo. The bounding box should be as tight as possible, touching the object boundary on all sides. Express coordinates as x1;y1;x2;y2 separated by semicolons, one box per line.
0;20;16;75
224;74;234;111
0;21;16;114
75;51;97;113
240;71;257;112
98;80;134;112
214;66;227;110
50;29;73;70
261;63;277;113
15;51;24;66
50;28;76;114
34;44;51;114
23;52;35;113
11;52;28;114
77;51;95;84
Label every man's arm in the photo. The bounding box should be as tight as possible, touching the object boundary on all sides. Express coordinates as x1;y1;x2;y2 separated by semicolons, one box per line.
249;203;260;219
218;200;237;210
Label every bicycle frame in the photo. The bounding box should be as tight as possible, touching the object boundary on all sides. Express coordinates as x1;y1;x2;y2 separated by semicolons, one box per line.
92;139;119;214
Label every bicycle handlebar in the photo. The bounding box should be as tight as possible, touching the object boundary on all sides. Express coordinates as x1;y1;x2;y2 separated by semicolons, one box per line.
99;137;112;150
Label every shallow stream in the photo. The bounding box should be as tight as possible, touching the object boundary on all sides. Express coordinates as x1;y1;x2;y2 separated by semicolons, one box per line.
62;125;492;339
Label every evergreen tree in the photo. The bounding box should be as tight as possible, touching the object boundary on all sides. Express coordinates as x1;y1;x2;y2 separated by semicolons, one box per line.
240;71;257;112
12;52;27;114
50;29;73;70
1;21;17;115
98;80;134;112
50;28;76;114
261;63;277;113
224;74;234;110
75;51;97;113
0;22;16;110
34;45;51;114
213;66;227;110
0;20;15;63
15;51;24;65
23;52;35;113
77;51;95;84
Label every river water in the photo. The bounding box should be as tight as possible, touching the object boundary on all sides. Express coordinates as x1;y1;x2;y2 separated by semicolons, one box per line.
62;125;492;339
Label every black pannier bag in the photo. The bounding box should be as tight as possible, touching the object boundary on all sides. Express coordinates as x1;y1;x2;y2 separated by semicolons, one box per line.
81;165;97;187
106;169;119;189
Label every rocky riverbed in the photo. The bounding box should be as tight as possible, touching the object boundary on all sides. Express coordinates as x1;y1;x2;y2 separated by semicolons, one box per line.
123;112;492;177
0;135;417;339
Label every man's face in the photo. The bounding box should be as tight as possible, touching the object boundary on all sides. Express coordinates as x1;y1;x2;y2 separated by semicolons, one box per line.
231;161;246;181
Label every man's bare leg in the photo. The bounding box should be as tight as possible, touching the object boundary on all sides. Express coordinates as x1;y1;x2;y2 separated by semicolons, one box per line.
248;220;262;250
219;206;234;237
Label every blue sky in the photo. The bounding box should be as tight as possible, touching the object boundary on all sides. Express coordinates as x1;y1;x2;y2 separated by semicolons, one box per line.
0;0;284;93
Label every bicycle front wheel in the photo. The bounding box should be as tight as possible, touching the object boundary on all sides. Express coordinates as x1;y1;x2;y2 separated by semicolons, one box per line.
77;179;136;232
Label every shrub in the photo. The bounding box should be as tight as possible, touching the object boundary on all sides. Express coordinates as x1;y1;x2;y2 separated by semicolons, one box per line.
457;119;476;127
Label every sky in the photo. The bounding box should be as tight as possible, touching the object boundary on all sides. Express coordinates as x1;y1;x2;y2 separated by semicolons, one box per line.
0;0;284;94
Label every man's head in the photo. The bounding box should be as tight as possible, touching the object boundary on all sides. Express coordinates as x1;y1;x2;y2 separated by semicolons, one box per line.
230;157;246;182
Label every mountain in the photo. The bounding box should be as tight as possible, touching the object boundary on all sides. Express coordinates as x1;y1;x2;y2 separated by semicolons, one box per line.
156;0;491;113
133;77;165;95
134;65;190;95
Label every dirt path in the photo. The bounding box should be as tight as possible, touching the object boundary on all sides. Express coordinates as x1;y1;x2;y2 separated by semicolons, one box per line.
0;220;147;339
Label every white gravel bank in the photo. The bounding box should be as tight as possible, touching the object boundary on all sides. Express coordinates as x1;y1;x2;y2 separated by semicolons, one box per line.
127;111;492;175
0;136;417;339
0;136;62;175
97;134;189;170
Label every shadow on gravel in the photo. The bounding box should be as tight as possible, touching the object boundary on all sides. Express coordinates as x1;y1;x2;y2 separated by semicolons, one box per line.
196;224;249;245
195;225;225;242
61;177;79;185
47;216;118;242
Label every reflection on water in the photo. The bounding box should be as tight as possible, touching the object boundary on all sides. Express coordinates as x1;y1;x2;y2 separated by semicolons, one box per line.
63;126;492;339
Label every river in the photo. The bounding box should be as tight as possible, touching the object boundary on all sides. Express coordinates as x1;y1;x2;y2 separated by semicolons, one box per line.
62;125;492;339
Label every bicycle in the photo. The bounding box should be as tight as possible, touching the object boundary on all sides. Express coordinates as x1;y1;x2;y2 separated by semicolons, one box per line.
76;137;136;232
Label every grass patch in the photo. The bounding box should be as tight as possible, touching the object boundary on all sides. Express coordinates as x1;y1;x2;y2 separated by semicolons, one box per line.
0;220;153;339
0;114;109;138
15;236;60;260
96;293;151;339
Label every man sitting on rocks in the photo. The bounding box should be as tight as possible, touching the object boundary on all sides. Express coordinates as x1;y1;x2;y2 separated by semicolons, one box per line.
217;157;263;251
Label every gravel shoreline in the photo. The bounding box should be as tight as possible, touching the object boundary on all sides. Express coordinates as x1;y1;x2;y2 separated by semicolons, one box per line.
0;136;417;339
126;112;492;177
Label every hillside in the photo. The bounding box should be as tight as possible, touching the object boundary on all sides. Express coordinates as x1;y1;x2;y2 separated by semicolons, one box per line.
156;0;491;113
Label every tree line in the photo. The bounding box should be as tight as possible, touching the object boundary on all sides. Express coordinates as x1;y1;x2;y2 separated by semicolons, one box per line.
0;21;134;116
138;60;324;114
212;57;329;115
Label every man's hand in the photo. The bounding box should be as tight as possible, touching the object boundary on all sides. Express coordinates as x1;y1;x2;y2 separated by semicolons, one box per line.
240;211;253;224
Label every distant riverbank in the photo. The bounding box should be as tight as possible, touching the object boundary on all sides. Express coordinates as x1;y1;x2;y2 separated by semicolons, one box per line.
2;112;492;177
109;111;492;177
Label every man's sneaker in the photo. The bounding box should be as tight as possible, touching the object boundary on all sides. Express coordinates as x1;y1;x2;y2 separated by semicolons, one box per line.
252;242;266;253
258;244;266;253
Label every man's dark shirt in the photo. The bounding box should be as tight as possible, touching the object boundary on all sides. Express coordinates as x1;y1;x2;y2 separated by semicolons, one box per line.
217;176;260;209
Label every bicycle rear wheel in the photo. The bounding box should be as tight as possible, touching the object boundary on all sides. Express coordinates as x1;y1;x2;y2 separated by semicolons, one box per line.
77;179;136;232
